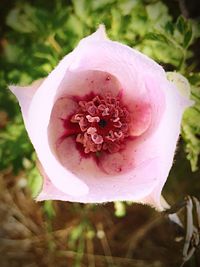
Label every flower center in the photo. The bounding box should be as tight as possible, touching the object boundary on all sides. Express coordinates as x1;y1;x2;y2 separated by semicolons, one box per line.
70;94;131;154
98;118;107;128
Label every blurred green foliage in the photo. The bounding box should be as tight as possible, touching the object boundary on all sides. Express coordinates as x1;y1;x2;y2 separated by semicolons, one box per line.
0;0;200;198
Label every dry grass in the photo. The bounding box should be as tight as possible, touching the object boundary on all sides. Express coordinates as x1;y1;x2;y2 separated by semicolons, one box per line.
1;165;199;267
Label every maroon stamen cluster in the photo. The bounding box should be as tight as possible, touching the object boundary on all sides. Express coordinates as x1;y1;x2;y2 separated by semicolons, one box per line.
70;94;131;154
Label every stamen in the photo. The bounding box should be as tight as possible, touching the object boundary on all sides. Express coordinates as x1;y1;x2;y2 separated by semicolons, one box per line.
113;121;122;128
102;108;109;116
87;127;97;135
88;105;97;116
70;93;130;154
86;115;100;123
91;133;104;144
114;131;123;138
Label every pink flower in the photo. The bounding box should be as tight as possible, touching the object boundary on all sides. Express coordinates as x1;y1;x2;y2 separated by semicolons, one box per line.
9;26;192;209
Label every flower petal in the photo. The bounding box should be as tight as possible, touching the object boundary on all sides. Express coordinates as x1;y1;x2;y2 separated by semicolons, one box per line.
167;72;191;99
37;156;159;203
70;26;165;101
9;79;44;121
10;53;89;196
135;77;192;209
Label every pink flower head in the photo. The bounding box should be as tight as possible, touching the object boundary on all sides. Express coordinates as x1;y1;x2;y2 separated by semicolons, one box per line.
9;26;192;209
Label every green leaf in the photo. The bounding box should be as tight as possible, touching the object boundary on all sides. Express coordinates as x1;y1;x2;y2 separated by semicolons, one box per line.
146;1;171;27
43;201;56;219
165;21;174;35
188;73;200;87
182;120;200;172
114;201;126;217
91;0;115;11
183;28;193;48
27;166;43;198
69;224;84;242
6;5;38;33
3;43;22;63
0;117;33;172
72;0;88;21
67;14;84;37
145;32;169;43
182;79;200;171
175;15;193;48
110;8;122;38
176;16;188;35
118;0;138;15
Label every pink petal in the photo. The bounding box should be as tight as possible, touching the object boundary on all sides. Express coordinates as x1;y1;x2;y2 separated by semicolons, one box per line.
128;102;152;136
70;26;165;101
9;79;44;122
10;52;89;196
132;78;192;209
37;155;159;203
58;69;122;98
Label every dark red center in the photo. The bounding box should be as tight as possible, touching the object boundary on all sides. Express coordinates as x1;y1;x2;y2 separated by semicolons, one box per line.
64;93;131;154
